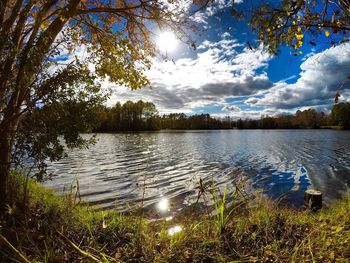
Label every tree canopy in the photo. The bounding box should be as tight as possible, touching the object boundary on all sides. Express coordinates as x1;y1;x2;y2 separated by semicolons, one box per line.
96;100;160;132
93;101;350;131
243;0;350;54
93;100;234;131
330;102;350;128
0;0;204;213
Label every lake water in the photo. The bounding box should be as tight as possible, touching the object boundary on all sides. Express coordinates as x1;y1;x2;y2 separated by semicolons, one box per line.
44;130;350;213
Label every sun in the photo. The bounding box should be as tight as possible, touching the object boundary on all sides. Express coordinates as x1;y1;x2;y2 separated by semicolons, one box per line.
157;31;178;53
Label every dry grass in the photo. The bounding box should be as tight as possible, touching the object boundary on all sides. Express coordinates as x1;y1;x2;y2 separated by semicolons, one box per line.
1;172;350;262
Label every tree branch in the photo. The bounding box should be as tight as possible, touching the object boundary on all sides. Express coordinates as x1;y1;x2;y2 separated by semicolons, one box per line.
75;4;147;15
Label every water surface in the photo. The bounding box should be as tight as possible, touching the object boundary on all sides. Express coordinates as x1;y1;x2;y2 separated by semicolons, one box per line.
44;130;350;212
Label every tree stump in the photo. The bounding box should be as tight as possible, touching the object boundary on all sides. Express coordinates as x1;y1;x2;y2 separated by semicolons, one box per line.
304;189;322;211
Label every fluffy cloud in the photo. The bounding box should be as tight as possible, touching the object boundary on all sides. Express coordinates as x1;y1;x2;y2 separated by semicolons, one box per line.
67;31;350;120
213;108;293;120
246;44;350;111
222;105;241;111
108;38;272;113
191;0;243;25
204;0;243;17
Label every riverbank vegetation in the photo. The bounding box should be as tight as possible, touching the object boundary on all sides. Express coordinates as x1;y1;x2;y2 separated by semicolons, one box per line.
93;101;350;131
1;172;350;262
235;103;350;129
93;101;233;132
2;0;350;261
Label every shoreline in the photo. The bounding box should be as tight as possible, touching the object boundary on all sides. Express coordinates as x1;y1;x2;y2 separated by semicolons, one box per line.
91;126;347;133
1;172;350;262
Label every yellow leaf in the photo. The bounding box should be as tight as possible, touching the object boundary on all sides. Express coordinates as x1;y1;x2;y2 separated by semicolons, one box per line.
296;33;304;40
325;30;330;37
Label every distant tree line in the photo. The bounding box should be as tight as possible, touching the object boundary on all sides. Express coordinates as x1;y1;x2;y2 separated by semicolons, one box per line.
93;100;234;132
94;101;160;132
93;101;350;132
330;102;350;129
235;109;327;129
234;103;350;129
159;113;233;130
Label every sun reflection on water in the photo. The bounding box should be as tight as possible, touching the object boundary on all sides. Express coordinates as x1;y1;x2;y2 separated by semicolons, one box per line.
165;216;173;221
157;198;169;212
168;225;182;236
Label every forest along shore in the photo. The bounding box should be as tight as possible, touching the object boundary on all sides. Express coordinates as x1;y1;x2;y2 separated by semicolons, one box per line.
92;100;350;132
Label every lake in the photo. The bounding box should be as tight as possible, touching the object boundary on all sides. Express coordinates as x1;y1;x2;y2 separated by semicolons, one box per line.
44;130;350;213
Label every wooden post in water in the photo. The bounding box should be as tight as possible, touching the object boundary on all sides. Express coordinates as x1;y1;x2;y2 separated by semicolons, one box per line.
304;189;322;211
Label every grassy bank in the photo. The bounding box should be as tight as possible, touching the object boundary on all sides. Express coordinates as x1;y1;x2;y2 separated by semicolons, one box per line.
1;173;350;262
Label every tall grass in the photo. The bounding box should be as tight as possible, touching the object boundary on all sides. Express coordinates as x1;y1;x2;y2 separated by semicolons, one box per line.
1;172;350;262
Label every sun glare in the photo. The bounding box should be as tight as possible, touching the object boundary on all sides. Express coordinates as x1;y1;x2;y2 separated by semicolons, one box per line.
157;198;169;212
168;225;182;236
157;31;178;53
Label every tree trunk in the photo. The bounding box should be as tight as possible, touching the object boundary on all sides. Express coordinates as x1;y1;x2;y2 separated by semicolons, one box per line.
0;115;19;216
0;131;12;215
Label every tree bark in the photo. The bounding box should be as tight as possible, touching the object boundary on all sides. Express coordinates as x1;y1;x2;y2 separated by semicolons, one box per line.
0;130;12;215
0;107;20;215
0;1;82;216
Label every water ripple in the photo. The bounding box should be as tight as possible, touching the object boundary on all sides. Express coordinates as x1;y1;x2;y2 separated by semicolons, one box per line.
44;130;350;212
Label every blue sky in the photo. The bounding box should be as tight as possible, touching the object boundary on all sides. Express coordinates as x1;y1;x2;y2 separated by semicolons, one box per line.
101;0;350;119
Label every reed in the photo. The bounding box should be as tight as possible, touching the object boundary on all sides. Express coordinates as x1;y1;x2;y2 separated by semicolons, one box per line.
1;171;350;262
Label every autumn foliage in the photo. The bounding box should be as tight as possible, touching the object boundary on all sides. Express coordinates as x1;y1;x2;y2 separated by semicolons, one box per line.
0;0;202;213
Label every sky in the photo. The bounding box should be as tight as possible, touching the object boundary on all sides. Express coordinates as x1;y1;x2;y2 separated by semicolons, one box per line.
96;0;350;119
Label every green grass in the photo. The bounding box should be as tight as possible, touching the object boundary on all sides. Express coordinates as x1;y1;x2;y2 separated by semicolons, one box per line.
1;172;350;262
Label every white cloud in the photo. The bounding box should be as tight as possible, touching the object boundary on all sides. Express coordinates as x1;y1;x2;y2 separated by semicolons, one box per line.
222;105;240;111
58;26;350;120
213;108;292;120
107;37;272;113
204;0;243;18
246;44;350;111
159;0;243;27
